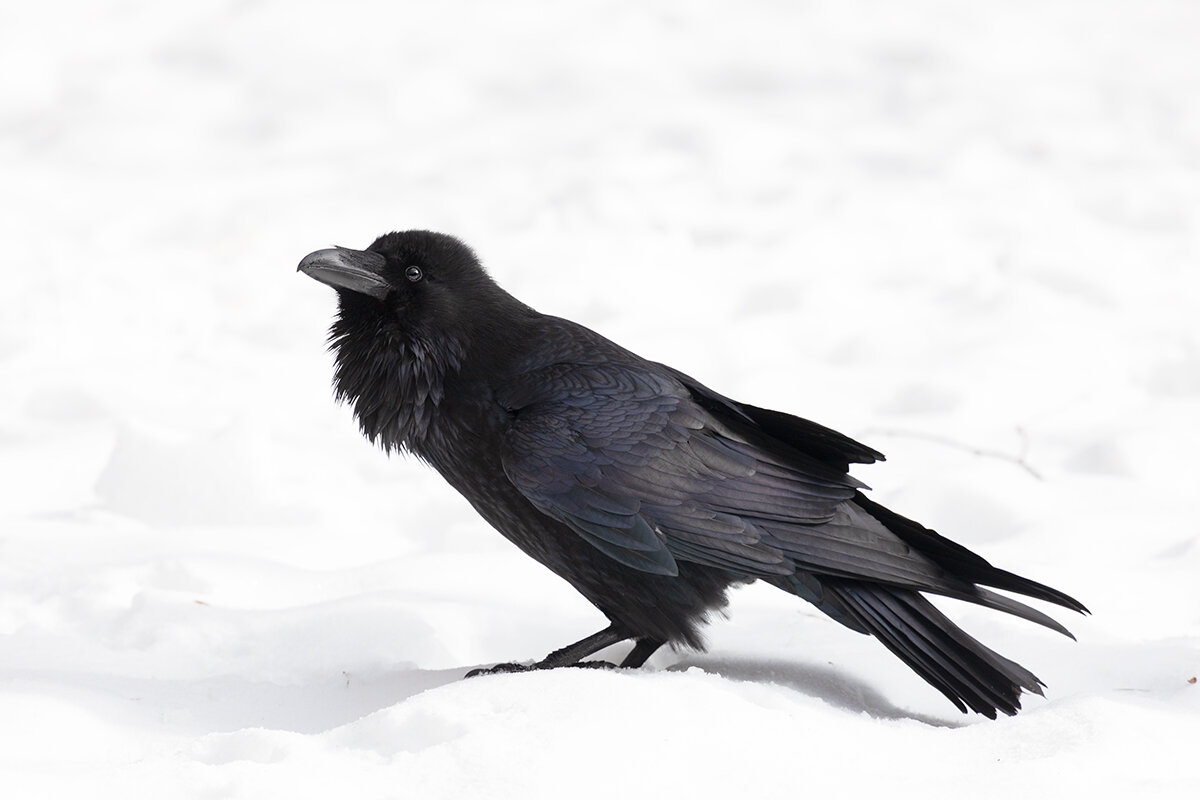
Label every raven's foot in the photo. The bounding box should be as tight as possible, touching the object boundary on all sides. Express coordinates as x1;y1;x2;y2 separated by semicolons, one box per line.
564;659;618;671
465;662;531;678
464;624;660;678
464;660;618;678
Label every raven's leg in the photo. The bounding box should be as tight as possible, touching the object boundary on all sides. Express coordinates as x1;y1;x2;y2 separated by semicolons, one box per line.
619;637;664;668
465;624;632;677
537;624;631;668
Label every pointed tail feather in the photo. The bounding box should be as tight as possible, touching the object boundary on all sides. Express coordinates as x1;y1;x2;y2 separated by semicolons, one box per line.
853;492;1089;615
823;579;1045;717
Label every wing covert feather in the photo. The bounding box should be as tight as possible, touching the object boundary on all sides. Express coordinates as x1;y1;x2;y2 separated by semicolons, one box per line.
498;361;959;590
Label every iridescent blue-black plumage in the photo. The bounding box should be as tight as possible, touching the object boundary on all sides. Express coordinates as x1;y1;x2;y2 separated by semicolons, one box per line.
299;230;1087;717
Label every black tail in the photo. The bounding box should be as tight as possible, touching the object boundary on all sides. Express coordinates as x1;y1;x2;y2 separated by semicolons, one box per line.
822;579;1044;718
793;493;1089;717
854;492;1089;615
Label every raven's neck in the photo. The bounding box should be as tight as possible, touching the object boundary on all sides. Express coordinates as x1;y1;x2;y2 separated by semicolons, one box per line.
330;320;468;455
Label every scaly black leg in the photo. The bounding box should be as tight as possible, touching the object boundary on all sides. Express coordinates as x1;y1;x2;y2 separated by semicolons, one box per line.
537;624;631;667
620;637;664;668
466;623;633;677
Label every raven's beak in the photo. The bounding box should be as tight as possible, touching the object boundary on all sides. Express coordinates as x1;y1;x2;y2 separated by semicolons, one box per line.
298;247;391;300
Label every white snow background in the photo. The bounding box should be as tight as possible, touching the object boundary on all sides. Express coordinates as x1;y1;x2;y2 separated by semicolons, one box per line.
3;0;1199;797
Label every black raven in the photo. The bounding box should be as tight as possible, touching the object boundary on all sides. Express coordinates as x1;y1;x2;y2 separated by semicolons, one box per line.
299;230;1086;717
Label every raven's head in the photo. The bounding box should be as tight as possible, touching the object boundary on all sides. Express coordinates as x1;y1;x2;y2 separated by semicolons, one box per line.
299;230;509;339
299;230;522;452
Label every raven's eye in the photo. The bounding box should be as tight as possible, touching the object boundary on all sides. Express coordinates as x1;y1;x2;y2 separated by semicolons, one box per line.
405;266;423;282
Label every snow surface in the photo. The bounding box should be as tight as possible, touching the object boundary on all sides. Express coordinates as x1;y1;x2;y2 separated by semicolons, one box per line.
3;0;1199;796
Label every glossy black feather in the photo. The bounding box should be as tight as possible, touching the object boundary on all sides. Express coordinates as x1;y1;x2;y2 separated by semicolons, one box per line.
302;230;1087;716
